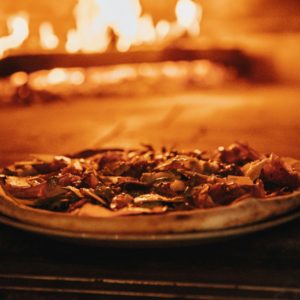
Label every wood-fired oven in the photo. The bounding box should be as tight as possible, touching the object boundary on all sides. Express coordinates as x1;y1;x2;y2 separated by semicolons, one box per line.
0;0;299;169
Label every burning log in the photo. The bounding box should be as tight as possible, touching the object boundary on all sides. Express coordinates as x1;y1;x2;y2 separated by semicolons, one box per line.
0;48;252;78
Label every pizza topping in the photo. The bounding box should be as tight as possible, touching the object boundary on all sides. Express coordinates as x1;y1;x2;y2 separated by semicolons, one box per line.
282;157;300;173
133;193;185;204
191;185;216;208
170;179;186;192
216;142;264;165
83;172;100;189
64;186;84;198
67;198;89;212
74;203;167;218
5;176;32;188
94;185;116;202
57;173;82;186
34;196;71;212
140;172;175;184
110;193;134;210
155;156;202;172
226;175;254;186
261;154;300;190
191;178;265;208
242;158;269;181
32;157;69;174
81;188;107;206
5;176;66;199
0;143;299;215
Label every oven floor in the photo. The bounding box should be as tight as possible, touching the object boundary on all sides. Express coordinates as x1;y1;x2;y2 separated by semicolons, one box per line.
0;84;299;165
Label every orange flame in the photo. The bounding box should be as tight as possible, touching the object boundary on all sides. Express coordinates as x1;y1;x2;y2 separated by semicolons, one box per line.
39;22;59;50
0;13;29;58
175;0;202;36
1;0;202;57
65;0;202;53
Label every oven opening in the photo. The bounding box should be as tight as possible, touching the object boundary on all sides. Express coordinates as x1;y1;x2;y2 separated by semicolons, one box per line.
0;0;299;164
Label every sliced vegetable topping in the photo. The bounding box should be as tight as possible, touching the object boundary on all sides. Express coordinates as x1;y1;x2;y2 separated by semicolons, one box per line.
0;143;299;214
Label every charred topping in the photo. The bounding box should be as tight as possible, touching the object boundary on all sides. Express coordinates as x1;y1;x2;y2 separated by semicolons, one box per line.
1;143;299;214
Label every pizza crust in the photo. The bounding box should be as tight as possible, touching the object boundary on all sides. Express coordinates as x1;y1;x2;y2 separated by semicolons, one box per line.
0;185;299;234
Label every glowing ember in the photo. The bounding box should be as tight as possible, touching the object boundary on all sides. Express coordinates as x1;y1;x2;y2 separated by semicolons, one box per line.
0;60;236;106
0;13;29;58
47;68;68;85
69;70;85;85
10;71;28;86
29;68;86;89
27;61;230;91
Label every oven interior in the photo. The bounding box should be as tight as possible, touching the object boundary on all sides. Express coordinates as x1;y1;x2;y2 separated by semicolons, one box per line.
0;0;299;165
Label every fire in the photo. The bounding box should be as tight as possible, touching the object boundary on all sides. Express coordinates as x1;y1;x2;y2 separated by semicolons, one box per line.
66;0;156;53
175;0;202;36
0;13;29;58
0;0;202;57
156;20;171;40
66;0;202;53
39;22;59;50
66;0;113;53
29;68;86;89
47;68;68;85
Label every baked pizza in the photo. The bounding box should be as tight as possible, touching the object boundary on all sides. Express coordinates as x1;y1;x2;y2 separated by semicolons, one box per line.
0;142;299;234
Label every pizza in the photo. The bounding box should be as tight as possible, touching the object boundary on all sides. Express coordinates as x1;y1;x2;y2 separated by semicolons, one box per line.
0;142;299;234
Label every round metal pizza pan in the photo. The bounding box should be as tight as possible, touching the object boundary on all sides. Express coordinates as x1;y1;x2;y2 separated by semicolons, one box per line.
0;210;300;247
